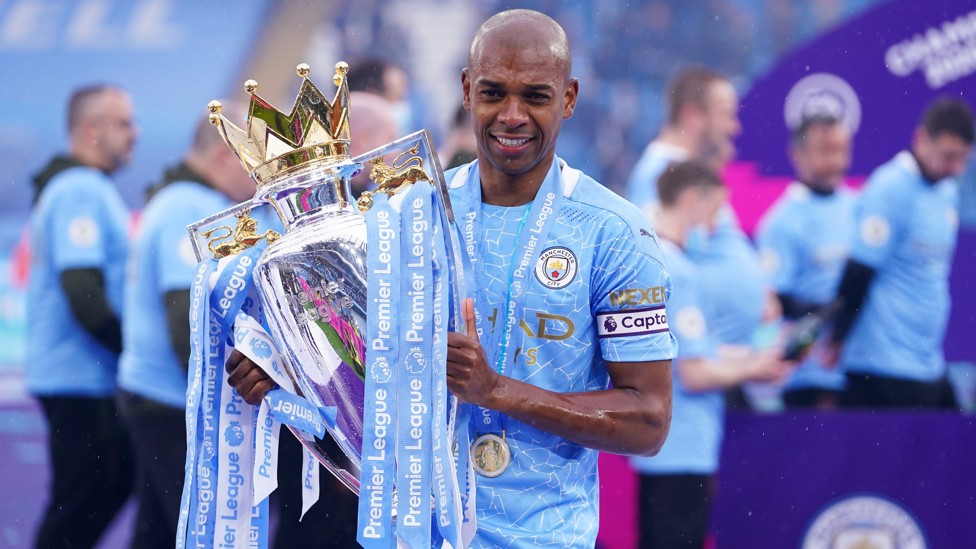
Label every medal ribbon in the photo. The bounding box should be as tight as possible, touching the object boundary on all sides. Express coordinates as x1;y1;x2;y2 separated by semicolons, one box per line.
453;159;567;441
430;196;463;547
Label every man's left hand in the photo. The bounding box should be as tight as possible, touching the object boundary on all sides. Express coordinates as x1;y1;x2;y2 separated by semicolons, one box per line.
446;297;500;407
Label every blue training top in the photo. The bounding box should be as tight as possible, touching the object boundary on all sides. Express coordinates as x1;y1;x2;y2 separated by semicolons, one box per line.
26;166;129;396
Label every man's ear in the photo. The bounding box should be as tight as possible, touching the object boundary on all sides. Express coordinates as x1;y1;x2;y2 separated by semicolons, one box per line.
461;68;472;112
564;77;579;119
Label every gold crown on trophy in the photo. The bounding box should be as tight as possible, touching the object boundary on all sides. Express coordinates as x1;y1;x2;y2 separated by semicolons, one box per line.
207;62;351;185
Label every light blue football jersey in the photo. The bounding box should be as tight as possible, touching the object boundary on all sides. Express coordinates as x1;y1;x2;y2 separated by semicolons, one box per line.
26;166;130;396
630;239;722;475
756;183;855;390
690;214;767;347
118;181;234;408
843;152;959;381
625;139;768;346
448;159;677;549
626;140;690;216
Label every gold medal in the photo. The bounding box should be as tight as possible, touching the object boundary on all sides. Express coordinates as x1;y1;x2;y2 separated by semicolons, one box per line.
471;433;511;478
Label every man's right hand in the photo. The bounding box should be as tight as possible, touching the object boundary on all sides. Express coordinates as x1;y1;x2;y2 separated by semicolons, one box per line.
749;348;794;384
225;348;275;405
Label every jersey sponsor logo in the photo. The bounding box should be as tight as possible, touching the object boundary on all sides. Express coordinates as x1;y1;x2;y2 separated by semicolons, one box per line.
67;216;99;247
675;306;706;340
596;305;668;338
534;246;578;289
784;72;861;133
801;494;927;549
608;286;667;308
487;308;576;341
860;215;891;247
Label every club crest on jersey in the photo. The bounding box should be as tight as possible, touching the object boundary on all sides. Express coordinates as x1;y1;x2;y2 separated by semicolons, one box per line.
534;246;578;289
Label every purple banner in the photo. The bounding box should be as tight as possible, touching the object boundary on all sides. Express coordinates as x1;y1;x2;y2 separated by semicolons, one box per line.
711;411;976;548
726;0;976;362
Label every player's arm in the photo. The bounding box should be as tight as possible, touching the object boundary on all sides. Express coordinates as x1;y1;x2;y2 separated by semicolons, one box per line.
60;267;123;354
447;299;672;457
677;345;791;393
827;173;898;346
52;182;124;355
828;259;876;345
757;209;812;319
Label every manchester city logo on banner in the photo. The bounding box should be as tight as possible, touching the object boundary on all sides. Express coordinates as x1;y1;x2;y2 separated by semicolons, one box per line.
801;494;927;549
535;246;578;289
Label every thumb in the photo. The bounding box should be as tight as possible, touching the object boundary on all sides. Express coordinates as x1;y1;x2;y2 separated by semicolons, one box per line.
463;297;478;340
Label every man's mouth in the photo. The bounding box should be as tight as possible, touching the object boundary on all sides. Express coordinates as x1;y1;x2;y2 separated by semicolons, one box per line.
495;136;530;147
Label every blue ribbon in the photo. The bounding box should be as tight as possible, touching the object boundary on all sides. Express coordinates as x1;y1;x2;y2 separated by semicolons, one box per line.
358;192;400;549
430;192;461;546
179;246;268;549
454;160;566;439
177;258;215;549
265;388;335;438
396;186;435;548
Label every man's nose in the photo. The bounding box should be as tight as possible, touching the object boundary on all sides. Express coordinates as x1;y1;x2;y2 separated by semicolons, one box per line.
498;97;528;127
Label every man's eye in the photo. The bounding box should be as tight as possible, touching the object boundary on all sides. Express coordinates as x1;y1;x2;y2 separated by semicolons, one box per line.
480;89;502;99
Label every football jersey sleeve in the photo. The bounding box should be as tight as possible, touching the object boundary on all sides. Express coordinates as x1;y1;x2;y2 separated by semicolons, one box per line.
664;259;713;360
591;221;677;363
850;173;907;268
756;209;799;295
49;179;110;271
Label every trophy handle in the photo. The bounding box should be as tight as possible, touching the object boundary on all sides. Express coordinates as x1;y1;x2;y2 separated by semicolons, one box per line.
187;197;275;262
351;129;455;223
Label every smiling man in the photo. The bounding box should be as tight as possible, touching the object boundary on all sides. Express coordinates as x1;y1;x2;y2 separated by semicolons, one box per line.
443;9;676;547
225;9;676;548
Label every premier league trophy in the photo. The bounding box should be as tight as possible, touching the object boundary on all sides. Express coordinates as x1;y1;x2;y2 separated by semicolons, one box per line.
181;62;470;549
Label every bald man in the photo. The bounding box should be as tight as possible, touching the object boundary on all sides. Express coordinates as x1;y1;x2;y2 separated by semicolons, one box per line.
27;84;137;548
441;10;675;547
226;10;676;548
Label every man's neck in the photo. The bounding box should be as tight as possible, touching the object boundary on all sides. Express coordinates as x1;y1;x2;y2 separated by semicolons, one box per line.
909;148;941;184
653;209;687;248
655;126;697;158
799;178;837;196
70;143;110;174
478;156;554;207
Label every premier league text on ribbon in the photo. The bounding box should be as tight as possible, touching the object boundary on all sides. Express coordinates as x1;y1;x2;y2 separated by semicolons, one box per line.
360;193;399;546
397;191;434;542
